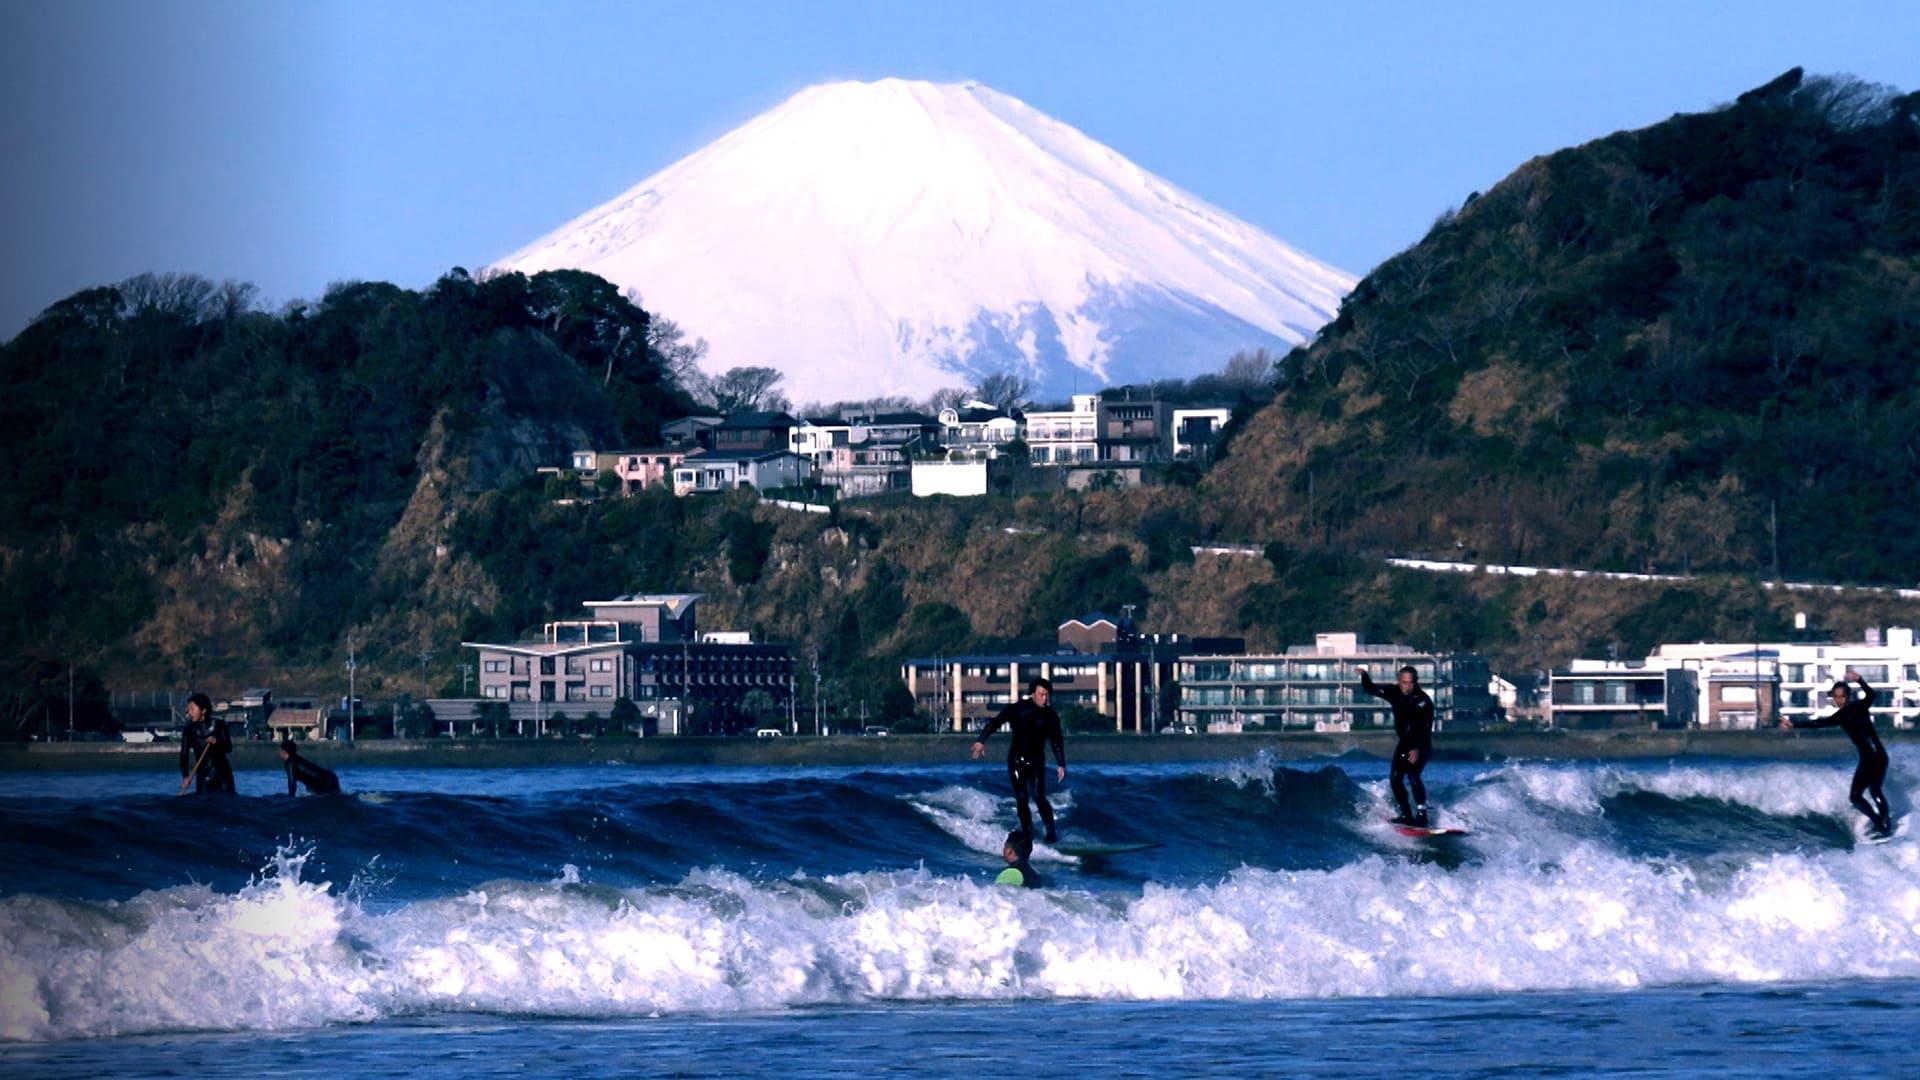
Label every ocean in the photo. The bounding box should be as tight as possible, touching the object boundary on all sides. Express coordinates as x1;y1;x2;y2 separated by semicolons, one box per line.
2;754;1917;1075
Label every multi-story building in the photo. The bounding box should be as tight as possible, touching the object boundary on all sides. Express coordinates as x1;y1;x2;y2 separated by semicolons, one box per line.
1650;623;1920;729
672;448;812;495
462;594;795;735
1174;632;1496;734
1022;395;1100;466
902;614;1243;733
1098;397;1174;462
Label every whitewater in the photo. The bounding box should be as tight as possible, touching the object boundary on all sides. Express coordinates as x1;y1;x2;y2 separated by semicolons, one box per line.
4;757;1919;1057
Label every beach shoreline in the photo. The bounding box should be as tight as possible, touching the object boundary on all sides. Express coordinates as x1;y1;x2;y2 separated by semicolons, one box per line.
0;729;1896;771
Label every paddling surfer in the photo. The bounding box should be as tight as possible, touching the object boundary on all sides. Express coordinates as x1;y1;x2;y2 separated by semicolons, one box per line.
971;677;1066;843
1782;669;1892;838
1359;665;1435;827
280;739;342;796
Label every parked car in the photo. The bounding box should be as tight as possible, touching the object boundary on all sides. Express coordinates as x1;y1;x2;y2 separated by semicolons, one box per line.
861;726;890;737
755;728;784;739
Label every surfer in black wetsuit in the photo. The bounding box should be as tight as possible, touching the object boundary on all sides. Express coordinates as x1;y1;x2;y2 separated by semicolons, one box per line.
1360;665;1435;827
280;739;341;796
971;677;1067;843
1784;670;1892;838
178;692;236;795
995;829;1043;888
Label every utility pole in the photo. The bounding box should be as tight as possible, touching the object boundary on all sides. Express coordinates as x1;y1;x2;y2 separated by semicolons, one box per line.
67;664;74;742
811;647;822;737
461;663;474;697
345;639;358;742
418;646;435;688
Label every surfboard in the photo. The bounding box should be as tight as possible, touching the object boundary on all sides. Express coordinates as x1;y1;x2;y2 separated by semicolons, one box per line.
1390;823;1468;838
1860;832;1894;846
1051;841;1161;856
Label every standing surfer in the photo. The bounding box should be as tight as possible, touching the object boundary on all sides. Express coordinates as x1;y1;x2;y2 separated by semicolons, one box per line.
1359;665;1435;827
1782;669;1893;839
971;677;1066;843
178;692;236;795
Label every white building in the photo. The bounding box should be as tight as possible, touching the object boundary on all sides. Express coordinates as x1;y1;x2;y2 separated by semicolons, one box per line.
672;448;812;495
1652;624;1920;729
912;459;993;497
1021;394;1100;466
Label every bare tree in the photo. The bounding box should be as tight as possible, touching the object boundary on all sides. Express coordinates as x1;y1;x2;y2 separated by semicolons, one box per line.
709;366;789;413
971;371;1033;411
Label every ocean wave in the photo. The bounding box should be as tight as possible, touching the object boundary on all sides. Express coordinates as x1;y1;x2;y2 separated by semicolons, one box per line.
6;832;1920;1042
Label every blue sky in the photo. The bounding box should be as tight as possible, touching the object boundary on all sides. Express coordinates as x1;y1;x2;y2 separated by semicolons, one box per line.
2;1;1914;337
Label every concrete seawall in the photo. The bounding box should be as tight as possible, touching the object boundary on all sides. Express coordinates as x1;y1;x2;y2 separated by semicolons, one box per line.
0;730;1898;772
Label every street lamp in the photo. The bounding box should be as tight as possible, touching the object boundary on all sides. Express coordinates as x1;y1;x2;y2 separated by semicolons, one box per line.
345;640;358;743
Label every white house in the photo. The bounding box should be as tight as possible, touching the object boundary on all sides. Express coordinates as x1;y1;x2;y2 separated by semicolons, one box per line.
937;402;1020;459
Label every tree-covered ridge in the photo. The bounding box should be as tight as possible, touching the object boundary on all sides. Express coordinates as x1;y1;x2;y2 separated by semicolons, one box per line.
0;268;695;687
1212;70;1920;585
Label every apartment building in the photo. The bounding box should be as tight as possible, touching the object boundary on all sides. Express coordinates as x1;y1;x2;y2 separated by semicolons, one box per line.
1174;632;1495;734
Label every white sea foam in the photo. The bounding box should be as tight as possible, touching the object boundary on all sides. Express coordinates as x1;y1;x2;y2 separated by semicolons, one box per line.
5;829;1920;1042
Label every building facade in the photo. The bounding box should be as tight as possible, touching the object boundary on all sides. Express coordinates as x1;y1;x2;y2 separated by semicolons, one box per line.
1023;395;1101;466
1174;632;1496;734
462;594;795;735
902;616;1243;734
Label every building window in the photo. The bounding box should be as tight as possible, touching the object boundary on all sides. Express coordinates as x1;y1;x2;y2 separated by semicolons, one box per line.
483;660;507;673
591;685;612;698
566;685;587;702
1854;664;1889;683
1574;684;1596;704
590;658;614;673
540;657;556;675
483;686;506;699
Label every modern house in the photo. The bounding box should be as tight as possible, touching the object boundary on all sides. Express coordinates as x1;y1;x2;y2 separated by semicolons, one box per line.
1174;632;1496;734
672;447;812;495
1170;406;1234;460
461;594;795;735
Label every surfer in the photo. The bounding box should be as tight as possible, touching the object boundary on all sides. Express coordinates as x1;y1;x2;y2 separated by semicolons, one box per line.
1783;670;1892;838
1359;664;1435;827
280;739;342;796
971;677;1067;843
995;829;1043;888
178;692;236;795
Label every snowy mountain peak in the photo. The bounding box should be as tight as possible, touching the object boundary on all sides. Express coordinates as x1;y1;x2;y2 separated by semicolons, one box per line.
496;78;1355;401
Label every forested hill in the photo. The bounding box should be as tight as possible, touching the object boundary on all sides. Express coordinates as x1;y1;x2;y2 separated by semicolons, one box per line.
1209;69;1920;586
0;269;693;693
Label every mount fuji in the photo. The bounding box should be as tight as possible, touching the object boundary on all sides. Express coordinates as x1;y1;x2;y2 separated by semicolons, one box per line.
495;78;1355;402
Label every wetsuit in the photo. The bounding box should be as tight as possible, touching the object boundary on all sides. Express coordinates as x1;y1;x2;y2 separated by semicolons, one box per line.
977;699;1066;842
1361;672;1435;826
179;716;236;794
1790;679;1891;835
994;860;1043;888
284;751;341;796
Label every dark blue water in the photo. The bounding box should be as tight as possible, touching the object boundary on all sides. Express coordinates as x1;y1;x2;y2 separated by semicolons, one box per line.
2;755;1916;1074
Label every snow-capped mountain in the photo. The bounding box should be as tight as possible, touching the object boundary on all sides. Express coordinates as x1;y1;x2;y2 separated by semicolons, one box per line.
495;78;1355;402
